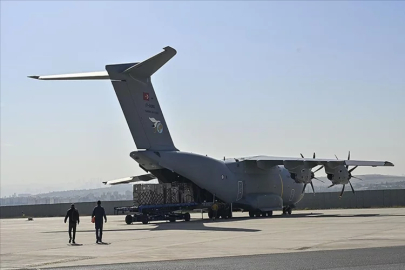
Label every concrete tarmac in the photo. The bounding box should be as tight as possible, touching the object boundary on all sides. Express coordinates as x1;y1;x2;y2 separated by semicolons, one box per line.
50;246;405;270
1;208;405;269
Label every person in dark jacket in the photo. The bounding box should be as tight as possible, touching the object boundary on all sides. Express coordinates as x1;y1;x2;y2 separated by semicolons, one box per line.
92;200;107;243
64;204;80;244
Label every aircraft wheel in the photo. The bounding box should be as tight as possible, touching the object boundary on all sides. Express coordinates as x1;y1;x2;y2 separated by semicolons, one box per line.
249;211;255;218
228;209;233;218
287;208;292;215
125;215;133;225
184;212;191;222
267;211;273;217
208;209;213;219
169;216;176;222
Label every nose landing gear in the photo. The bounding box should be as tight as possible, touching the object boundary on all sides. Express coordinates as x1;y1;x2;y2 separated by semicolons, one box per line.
282;206;292;215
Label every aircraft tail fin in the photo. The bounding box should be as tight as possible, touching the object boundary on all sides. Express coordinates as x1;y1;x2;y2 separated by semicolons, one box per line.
106;47;178;151
28;46;178;151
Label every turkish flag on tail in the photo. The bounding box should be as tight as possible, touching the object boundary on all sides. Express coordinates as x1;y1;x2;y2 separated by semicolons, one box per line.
143;92;150;101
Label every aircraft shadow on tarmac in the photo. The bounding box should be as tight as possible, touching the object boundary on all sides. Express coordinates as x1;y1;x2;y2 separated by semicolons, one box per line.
43;212;405;235
43;217;261;234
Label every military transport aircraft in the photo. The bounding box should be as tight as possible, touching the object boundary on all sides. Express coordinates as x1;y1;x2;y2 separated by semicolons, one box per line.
29;46;394;216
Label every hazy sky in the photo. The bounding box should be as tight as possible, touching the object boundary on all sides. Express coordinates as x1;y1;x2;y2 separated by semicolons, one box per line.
1;1;404;197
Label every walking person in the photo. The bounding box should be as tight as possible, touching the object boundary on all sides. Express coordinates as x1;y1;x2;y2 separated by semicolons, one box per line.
64;204;80;244
92;200;107;243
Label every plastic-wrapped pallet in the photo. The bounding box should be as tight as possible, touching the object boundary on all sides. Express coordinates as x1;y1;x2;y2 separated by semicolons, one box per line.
172;182;194;203
133;182;194;206
163;183;173;204
171;185;180;204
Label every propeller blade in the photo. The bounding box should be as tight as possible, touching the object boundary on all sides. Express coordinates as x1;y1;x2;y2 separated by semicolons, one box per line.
300;153;304;158
349;181;355;194
310;181;315;195
313;165;324;173
351;176;363;181
339;184;345;197
313;177;325;183
313;152;316;159
349;166;358;173
335;154;339;160
346;151;351;169
302;183;307;193
328;184;334;188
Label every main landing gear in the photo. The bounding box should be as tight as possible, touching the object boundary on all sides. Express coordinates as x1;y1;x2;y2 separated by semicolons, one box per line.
248;210;273;218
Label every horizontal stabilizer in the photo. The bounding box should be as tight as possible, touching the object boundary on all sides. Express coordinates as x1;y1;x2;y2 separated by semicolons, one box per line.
27;46;176;81
102;173;157;185
28;71;110;80
123;46;176;78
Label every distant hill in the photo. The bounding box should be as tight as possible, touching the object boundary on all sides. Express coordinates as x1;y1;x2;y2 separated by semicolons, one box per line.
1;175;404;206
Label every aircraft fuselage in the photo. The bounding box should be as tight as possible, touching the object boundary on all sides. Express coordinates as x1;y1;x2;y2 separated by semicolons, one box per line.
130;150;305;211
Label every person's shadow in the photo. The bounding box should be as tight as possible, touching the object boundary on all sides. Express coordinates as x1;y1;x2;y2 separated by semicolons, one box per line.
68;243;83;246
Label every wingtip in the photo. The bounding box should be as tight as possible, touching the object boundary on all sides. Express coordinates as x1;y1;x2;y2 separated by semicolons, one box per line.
28;75;40;79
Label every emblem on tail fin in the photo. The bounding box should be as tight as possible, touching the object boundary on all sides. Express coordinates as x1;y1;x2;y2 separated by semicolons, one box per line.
149;117;163;134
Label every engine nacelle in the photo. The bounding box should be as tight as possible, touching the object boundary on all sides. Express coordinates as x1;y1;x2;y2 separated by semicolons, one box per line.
289;167;312;183
326;165;350;184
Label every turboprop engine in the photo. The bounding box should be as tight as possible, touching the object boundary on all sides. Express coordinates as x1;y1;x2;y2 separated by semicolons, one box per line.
287;152;325;194
326;151;362;197
290;167;312;183
326;165;351;183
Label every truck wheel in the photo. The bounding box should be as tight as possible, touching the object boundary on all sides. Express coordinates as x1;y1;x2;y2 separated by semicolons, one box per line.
142;215;149;224
184;212;191;222
125;215;133;225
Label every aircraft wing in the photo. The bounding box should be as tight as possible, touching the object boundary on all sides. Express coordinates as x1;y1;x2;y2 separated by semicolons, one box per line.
102;173;157;185
240;155;394;169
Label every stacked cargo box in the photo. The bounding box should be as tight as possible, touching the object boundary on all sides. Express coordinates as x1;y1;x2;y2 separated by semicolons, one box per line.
133;182;194;206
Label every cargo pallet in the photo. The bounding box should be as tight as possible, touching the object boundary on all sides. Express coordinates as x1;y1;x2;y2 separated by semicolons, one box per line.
125;202;199;224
